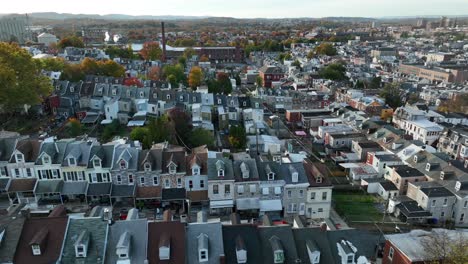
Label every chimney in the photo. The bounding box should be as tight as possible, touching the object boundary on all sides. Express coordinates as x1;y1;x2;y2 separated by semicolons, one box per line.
163;210;172;222
197;211;207;223
161;22;167;62
230;213;241;225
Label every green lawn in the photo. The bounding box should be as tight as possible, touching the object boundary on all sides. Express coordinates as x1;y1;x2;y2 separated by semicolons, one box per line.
333;192;383;222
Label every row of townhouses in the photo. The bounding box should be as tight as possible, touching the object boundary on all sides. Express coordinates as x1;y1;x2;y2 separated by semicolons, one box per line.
0;133;332;220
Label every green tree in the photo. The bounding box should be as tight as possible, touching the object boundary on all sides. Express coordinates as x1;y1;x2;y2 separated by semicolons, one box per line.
0;42;52;113
291;59;301;68
140;41;163;61
188;128;215;148
256;76;263;87
101;120;124;142
216;72;232;95
188;66;203;89
57;36;84;49
183;47;196;59
130;127;148;144
163;64;186;87
105;46;138;59
38;57;65;71
314;43;337;56
228;125;246;149
307;50;315;60
369;76;382;89
68;119;83;137
319;63;347;81
178;56;187;67
380;83;403;109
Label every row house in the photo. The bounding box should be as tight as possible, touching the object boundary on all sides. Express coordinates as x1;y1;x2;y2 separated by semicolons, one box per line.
437;124;468;160
207;157;235;215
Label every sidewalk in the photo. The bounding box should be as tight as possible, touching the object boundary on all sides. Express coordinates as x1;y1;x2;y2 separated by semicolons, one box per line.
328;208;351;230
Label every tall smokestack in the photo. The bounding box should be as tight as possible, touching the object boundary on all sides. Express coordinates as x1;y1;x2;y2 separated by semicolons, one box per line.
161;21;167;62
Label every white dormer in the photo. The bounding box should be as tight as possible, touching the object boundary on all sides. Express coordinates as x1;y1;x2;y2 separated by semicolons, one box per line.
240;162;250;179
116;232;131;259
455;181;461;192
119;160;127;169
292;172;298;183
192;164;200;175
144;162;151;172
74;230;90;258
159;233;170;260
306;240;320;264
93;158;101;168
168;162;177;174
42;154;51;164
413;155;418;163
15;153;24;163
235;236;247;264
337;240;357;264
31;244;41;256
268;172;275;181
68;157;76;166
198;233;209;262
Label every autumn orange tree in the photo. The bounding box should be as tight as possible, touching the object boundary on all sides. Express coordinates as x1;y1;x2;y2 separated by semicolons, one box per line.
147;66;161;81
57;36;84;49
140;42;163;61
188;66;203;89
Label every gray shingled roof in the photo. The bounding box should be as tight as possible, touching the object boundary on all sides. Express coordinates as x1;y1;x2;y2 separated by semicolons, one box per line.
59;217;108;264
186;222;224;264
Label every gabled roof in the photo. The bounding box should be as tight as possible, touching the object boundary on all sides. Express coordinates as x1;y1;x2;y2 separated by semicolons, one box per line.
10;139;41;163
222;224;263;264
59;217;108;263
257;225;299;264
148;221;185;264
13;216;68;264
207;158;234;180
185;222;224;264
0;136;18;162
232;159;259;182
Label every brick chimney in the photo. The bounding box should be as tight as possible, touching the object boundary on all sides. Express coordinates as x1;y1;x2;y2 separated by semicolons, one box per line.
161;22;167;62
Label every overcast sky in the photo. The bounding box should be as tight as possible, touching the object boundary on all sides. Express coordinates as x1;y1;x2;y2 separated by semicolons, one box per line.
3;0;467;18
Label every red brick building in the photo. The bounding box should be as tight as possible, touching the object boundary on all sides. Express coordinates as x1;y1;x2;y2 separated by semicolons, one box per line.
259;65;284;88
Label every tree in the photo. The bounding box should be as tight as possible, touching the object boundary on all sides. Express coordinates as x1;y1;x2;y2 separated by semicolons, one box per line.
105;46;138;59
57;36;84;49
437;94;468;114
101;120;124;142
256;76;263;87
188;66;203;89
216;72;233;95
420;229;468;264
178;56;187;67
140;41;163;61
307;50;315;60
369;76;382;89
162;64;186;87
0;42;52;113
130;127;148;143
68;119;83;137
228;125;247;149
188;128;215;148
38;57;66;72
319;63;347;81
380;83;403;109
200;55;209;62
62;63;85;82
314;43;337;56
168;108;192;145
79;58;125;78
291;59;301;69
147;66;161;81
183;47;196;59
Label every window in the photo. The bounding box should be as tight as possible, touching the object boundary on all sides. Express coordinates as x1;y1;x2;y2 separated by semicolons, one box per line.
68;157;76;166
52;170;59;179
316;176;322;183
165;179;170;188
262;188;269;195
189;180;193;189
213;184;219;194
177;178;182;188
388;247;394;260
140;177;145;185
15;168;20;177
153;176;159;185
274;187;281;195
318;208;323;213
310;192;316;200
322;192;328;200
299;190;304;198
218;169;224;177
93;159;101;168
225;185;231;194
199;250;208;261
432;200;436;207
31;244;41;256
120;160;127;169
464;200;468;208
117;175;122;184
43;156;50;164
347;255;354;263
287;190;292;198
268;172;275;181
16;154;23;163
250;184;256;194
441;212;445;217
128;174;134;184
200;180;205;188
91;174;98;183
443;198;448;206
193;167;200;175
144;163;151;171
169;164;177;174
237;185;244;194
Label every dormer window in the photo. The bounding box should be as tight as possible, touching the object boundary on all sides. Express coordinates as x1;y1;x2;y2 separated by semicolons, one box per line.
218;99;222;104
16;153;24;163
31;244;41;256
268;172;275;181
440;171;445;180
240;162;249;179
74;230;89;258
291;172;298;183
169;164;177;174
316;176;323;183
42;155;50;164
235;236;247;264
159;233;170;260
192;165;200;175
455;181;461;192
69;157;76;166
120;160;127;169
166;94;171;100
425;163;431;171
218;169;224;177
198;233;209;262
116;232;131;260
93;159;101;168
413;155;418;163
144;163;151;172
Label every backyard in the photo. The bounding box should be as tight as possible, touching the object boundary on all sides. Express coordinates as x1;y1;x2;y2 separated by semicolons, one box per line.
333;190;384;223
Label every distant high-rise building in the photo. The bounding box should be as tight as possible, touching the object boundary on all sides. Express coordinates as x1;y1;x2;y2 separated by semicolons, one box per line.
0;16;31;43
440;16;450;28
81;27;107;45
416;18;427;28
